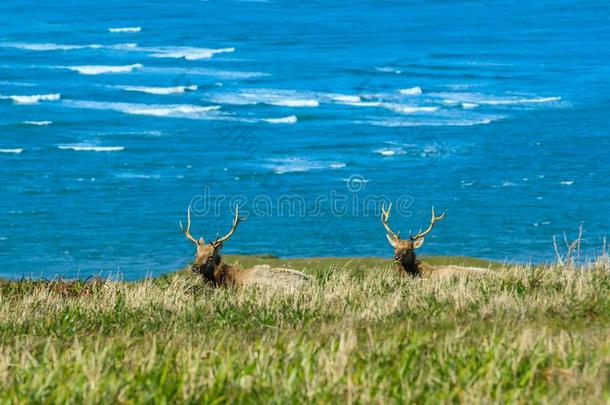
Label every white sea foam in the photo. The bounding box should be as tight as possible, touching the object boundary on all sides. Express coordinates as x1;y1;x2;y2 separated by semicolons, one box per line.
115;173;161;179
333;95;434;112
560;180;574;185
399;86;422;96
1;42;236;62
65;64;143;75
0;81;36;87
262;115;298;124
58;144;124;152
0;42;102;51
143;66;269;79
265;158;345;175
444;84;478;91
383;104;438;114
375;147;405;157
119;85;197;95
339;100;383;107
115;104;220;118
375;66;402;74
0;148;23;154
1;93;60;104
149;46;235;60
331;95;362;103
485;96;561;105
23;121;52;126
207;89;319;107
110;43;139;49
461;102;479;109
359;116;500;127
272;99;319;107
108;27;142;33
118;130;164;137
191;69;269;79
63;100;224;120
112;44;235;60
431;92;561;106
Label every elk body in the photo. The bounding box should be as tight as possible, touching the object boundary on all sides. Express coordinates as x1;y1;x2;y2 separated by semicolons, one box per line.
180;206;309;287
381;204;487;277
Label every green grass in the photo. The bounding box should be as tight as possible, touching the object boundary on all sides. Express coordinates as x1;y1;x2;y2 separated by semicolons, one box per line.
0;256;609;403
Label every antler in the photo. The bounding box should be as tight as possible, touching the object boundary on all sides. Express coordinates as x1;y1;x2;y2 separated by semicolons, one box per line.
180;204;201;245
411;207;446;240
213;205;247;245
381;203;401;243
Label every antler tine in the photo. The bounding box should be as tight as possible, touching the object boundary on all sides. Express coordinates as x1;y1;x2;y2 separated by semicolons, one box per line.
411;206;446;240
381;203;401;241
180;204;200;245
214;205;247;245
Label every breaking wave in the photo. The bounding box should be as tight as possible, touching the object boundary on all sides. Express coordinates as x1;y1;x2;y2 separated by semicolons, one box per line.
383;104;438;114
375;147;406;157
64;64;143;75
23;120;53;126
108;27;142;33
375;66;402;74
148;46;235;60
262;115;298;124
264;157;346;174
58;144;124;152
430;92;562;106
142;67;269;79
358;116;501;127
0;42;102;51
399;86;423;96
62;100;224;120
0;42;235;63
0;148;23;154
0;93;60;104
118;85;197;95
331;95;362;103
207;89;319;107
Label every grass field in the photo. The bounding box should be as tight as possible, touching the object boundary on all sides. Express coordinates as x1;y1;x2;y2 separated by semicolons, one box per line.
0;255;608;403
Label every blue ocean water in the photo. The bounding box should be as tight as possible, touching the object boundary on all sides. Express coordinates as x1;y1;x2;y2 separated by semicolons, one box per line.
1;0;609;279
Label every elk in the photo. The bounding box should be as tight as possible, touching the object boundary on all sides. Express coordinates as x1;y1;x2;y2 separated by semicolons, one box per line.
381;203;447;277
180;205;309;287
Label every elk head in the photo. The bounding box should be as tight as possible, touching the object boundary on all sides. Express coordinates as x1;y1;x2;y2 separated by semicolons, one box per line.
180;205;246;283
381;203;446;276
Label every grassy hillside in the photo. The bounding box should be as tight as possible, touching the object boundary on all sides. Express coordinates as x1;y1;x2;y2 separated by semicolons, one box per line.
0;256;608;403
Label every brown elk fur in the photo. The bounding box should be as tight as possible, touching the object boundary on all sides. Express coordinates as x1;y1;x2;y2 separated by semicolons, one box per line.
381;204;446;277
181;206;309;287
381;204;487;277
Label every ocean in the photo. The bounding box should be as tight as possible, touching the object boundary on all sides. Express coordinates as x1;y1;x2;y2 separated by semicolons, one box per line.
1;0;609;279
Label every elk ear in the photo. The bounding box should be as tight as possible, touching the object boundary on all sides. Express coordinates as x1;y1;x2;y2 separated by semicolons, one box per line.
413;237;425;249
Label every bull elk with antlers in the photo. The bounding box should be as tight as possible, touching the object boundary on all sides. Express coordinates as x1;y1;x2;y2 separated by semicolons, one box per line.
180;205;309;287
382;203;444;277
381;204;488;277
